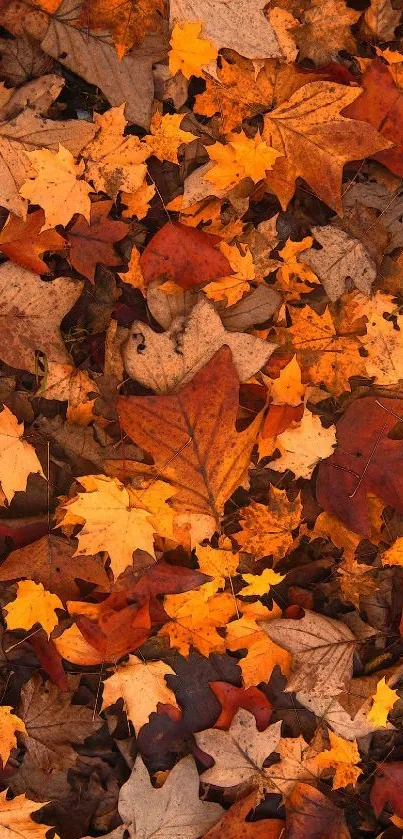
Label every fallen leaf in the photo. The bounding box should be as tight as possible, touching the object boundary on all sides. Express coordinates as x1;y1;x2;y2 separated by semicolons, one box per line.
313;731;362;788
268;410;336;479
80;0;164;59
82;104;149;198
0;791;57;839
370;763;403;818
364;0;401;39
161;590;236;656
236;487;302;562
293;0;359;66
66;200;127;282
145;112;195;163
285;783;351;838
0;706;26;767
367;677;399;727
102;656;179;732
169;22;217;79
139;222;232;290
239;568;285;597
202;792;284;838
0;405;44;504
210;683;272;731
20;144;92;229
0;209;65;273
4;579;63;638
302;226;377;302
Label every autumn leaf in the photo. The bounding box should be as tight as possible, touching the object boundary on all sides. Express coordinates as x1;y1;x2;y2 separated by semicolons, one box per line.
236;487;302;562
226;601;291;688
285;783;351;839
239;568;285;597
0;706;26;767
367;677;399;727
4;579;63;638
0;405;44;503
139;221;232;290
313;731;362;788
145;112;195;163
0;209;65;273
203;792;285;838
82;104;149;197
161;589;236;656
169;22;218;79
195;544;239;599
20;145;92;229
80;0;165;59
102;656;179;732
0;791;58;839
66;200;127;282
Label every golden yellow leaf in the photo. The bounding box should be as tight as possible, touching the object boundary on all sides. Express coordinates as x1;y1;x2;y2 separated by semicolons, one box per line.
0;405;44;504
83;104;149;198
145;113;195;163
0;707;26;767
237;487;302;562
102;656;179;732
119;246;146;294
4;580;62;638
367;677;399;727
269;355;305;406
121;180;155;220
203;241;255;305
239;568;285;597
0;790;59;839
161;590;236;656
226;601;290;688
206;131;281;192
169;21;217;79
20;146;92;230
195;544;239;599
313;731;362;789
276;237;319;298
59;475;158;577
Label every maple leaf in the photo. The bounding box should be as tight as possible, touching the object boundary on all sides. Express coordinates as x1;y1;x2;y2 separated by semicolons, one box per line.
169;22;218;79
302;226;377;302
203;241;256;305
82;104;149;198
350;291;403;385
145;112;195;163
364;0;401;39
66;200;127;282
59;475;164;577
206;132;281;192
313;731;362;788
203;792;284;839
0;791;58;839
275;237;319;299
4;579;63;638
239;568;285;597
262;610;356;697
195;544;239;599
267;410;336;479
262;81;390;213
237;487;302;562
226;601;291;688
0;706;26;767
121;179;155;219
195;709;282;790
264;734;320;799
118;754;224;838
316;397;403;535
0;209;65;273
117;347;262;528
102;656;179;733
370;763;403;819
161;590;236;656
80;0;165;59
0;405;44;503
367;677;399;727
293;0;360;66
20;145;92;229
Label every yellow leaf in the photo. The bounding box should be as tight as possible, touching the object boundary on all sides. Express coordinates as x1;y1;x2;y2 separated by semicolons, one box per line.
313;731;362;789
59;475;158;577
382;536;403;567
161;590;236;656
121;180;155;220
83;104;149;198
367;677;399;727
226;601;290;688
239;568;285;597
0;707;26;767
269;355;305;406
205;142;244;191
4;580;62;638
0;790;59;839
102;655;179;732
20;146;92;230
269;410;336;480
237;487;302;562
169;21;217;79
195;544;239;599
145;113;195;163
119;246;146;295
0;405;44;504
203;242;255;306
276;237;319;298
206;132;281;191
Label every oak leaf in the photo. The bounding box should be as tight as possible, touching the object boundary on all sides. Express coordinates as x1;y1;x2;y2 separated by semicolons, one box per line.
0;209;65;273
236;487;302;562
118;347;261;528
195;709;282;789
262;610;356;697
262;81;390;213
20;145;92;229
82;104;149;198
0;706;26;767
102;655;179;733
66;200;127;282
4;580;63;638
0;405;44;503
117;754;224;838
123;298;275;392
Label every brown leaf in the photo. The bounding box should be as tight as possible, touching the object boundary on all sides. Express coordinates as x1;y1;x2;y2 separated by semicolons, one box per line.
140;222;233;290
285;783;351;838
66;200;127;282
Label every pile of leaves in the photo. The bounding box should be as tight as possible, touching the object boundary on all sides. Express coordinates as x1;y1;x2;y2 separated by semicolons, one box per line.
3;0;403;837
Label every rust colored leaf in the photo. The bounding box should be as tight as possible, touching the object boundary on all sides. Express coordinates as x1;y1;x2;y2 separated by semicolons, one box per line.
66;200;127;282
139;222;233;290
